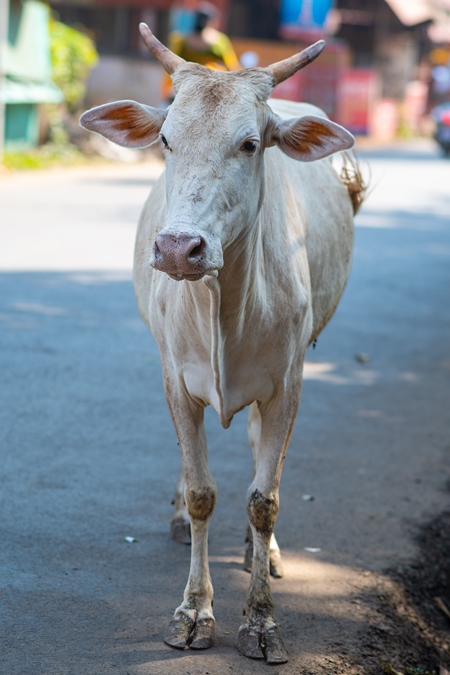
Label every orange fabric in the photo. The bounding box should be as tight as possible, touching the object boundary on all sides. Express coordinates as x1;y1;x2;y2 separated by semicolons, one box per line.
161;30;240;102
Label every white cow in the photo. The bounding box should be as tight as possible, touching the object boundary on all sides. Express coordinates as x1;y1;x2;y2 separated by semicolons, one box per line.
80;24;363;664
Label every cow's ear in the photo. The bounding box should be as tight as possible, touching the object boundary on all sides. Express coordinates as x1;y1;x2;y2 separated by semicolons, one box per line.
270;114;354;161
80;100;167;148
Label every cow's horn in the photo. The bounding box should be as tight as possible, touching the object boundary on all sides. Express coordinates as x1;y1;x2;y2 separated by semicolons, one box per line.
139;23;185;75
267;40;326;85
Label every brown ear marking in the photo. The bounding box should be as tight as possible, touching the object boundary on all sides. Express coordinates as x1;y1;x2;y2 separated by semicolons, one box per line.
273;115;354;162
100;103;161;139
80;101;166;148
283;118;329;153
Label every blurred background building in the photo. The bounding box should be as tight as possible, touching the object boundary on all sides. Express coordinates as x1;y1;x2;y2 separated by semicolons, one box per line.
2;0;450;152
0;0;63;151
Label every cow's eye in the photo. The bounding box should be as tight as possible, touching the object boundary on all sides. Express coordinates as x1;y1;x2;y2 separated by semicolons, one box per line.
242;140;258;154
160;134;170;149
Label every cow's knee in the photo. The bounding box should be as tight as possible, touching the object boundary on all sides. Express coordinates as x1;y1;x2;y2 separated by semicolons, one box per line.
247;489;278;538
186;485;217;522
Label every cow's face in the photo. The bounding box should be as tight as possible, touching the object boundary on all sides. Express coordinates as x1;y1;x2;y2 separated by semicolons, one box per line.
80;27;354;282
151;66;274;280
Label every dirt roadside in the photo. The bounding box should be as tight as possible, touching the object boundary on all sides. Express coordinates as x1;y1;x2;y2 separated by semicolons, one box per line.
324;502;450;675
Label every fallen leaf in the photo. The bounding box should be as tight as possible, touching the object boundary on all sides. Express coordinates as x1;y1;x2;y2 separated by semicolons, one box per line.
380;660;404;675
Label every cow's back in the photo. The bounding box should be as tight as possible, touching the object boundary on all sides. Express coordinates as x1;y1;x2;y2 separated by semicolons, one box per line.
267;98;354;343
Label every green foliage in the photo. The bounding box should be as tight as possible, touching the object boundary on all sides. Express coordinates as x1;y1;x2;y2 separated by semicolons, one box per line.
3;21;99;170
3;143;83;170
49;19;98;111
381;660;437;675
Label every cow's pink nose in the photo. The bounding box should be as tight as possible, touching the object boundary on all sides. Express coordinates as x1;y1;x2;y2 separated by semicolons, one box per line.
153;232;206;274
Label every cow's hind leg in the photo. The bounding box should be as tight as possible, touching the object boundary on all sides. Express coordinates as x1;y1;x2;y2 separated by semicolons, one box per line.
164;393;216;651
244;525;284;579
171;471;191;544
239;384;302;664
245;402;284;578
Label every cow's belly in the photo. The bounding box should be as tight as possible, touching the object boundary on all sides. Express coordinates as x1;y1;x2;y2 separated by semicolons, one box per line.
183;359;276;423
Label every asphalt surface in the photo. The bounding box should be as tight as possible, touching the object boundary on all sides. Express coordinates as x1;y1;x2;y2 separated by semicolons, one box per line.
1;141;449;674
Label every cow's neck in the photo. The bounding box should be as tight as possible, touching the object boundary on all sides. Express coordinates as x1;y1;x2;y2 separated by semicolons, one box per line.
219;214;266;321
202;271;227;426
201;217;263;428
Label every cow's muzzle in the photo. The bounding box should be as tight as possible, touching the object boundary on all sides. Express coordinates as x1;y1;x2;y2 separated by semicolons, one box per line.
151;231;218;281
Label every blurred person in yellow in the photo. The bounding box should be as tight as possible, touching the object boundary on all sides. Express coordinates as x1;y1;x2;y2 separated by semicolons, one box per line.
162;2;241;103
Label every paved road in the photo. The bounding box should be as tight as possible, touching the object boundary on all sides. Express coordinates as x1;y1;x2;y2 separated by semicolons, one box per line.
1;142;449;674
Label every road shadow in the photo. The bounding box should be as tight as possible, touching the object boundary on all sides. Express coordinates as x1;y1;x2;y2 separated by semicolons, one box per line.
1;265;449;674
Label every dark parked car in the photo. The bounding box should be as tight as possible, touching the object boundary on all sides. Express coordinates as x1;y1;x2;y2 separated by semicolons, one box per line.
431;102;450;156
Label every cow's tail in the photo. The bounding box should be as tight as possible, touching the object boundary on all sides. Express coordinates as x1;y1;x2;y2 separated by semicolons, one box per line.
339;152;368;216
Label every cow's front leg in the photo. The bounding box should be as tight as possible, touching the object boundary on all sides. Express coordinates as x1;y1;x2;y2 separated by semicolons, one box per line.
245;402;284;578
171;471;191;544
163;393;217;651
238;385;302;664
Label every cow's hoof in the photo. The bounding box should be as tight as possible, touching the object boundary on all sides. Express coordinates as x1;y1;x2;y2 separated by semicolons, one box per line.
164;614;215;651
189;617;215;649
163;614;195;649
237;624;264;659
171;515;191;544
269;549;285;579
263;626;289;664
243;542;285;579
237;622;288;664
